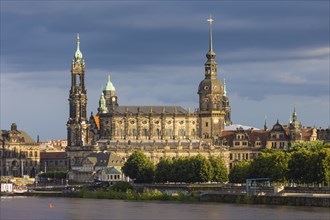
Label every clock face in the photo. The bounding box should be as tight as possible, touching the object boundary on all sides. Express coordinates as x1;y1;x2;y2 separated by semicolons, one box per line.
213;85;218;91
204;86;209;90
213;118;219;124
112;97;116;102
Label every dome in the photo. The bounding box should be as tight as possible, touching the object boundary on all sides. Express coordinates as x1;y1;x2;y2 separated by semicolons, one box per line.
198;78;223;94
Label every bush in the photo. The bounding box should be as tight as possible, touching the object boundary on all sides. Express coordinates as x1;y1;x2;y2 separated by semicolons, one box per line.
111;181;133;192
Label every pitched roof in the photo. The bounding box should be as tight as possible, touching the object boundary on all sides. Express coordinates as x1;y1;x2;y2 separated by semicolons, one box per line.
93;115;100;129
103;166;122;174
221;129;269;147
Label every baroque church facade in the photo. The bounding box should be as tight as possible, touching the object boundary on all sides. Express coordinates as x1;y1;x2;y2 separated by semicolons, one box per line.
67;18;231;150
88;19;231;144
65;18;323;182
66;18;234;181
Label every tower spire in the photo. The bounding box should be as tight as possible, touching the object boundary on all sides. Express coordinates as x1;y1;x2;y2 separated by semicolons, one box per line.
206;16;216;60
74;33;83;61
223;78;227;96
207;15;214;53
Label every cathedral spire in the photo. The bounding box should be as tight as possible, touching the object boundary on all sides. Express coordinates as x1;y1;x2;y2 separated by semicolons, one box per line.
208;15;214;53
206;16;216;60
74;33;83;61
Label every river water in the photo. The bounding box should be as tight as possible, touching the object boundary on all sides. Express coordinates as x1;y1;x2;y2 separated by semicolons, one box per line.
0;196;329;220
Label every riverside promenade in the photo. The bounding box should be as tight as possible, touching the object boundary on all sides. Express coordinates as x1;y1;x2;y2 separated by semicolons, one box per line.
23;183;330;207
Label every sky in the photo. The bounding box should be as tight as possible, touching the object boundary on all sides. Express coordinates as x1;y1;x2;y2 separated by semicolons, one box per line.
1;0;329;141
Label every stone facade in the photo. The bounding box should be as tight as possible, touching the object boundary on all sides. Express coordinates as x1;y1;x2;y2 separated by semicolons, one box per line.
221;111;318;168
65;19;325;182
40;152;69;172
88;19;231;144
0;123;40;177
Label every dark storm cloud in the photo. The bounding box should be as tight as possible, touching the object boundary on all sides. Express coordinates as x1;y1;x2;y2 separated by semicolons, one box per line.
1;1;329;139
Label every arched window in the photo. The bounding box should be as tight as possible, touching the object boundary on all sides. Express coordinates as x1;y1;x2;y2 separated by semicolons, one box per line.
178;128;185;137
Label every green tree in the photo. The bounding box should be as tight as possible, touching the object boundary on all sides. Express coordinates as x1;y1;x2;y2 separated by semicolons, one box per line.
322;148;330;185
190;154;213;183
122;151;155;183
209;156;228;183
287;148;311;184
290;140;329;152
155;157;173;183
229;160;251;183
171;157;190;183
249;149;290;182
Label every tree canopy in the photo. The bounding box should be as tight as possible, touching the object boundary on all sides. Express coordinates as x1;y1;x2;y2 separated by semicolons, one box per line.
122;151;155;183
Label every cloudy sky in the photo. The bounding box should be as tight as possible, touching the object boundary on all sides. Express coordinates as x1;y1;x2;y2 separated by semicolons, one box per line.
1;1;329;140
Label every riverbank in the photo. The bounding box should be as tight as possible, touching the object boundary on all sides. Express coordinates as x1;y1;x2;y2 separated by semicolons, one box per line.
200;192;330;207
23;189;330;207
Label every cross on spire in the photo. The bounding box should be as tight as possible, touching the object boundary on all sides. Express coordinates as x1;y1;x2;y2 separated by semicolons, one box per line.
207;15;214;52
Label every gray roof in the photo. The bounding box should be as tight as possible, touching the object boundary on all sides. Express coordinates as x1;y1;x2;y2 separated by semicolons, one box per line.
84;152;124;167
103;166;122;175
113;106;188;115
0;129;36;144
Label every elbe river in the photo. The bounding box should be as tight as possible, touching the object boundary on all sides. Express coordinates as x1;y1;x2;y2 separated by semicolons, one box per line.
1;196;329;220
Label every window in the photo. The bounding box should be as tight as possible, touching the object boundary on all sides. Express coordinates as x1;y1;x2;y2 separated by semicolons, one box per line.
235;142;240;146
272;142;276;148
205;122;208;127
55;161;58;166
242;142;248;146
178;128;185;137
230;153;233;160
34;151;37;157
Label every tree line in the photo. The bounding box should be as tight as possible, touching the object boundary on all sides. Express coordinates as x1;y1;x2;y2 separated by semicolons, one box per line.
229;140;330;185
122;141;330;185
122;151;228;184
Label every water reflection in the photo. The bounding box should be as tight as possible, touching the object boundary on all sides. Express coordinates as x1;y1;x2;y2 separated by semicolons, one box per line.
1;196;329;220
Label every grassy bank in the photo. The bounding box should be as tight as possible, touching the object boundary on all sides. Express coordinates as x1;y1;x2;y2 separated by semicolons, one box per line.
79;188;198;202
200;193;330;207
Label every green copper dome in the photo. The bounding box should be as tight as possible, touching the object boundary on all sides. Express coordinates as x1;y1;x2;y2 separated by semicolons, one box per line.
105;75;116;91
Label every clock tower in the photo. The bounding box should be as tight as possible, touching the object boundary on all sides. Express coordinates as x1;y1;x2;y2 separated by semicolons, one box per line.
198;17;231;140
103;74;118;111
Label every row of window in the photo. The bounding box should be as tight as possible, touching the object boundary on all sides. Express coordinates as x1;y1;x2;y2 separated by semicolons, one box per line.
271;142;286;148
43;160;68;166
105;128;197;137
229;152;261;161
0;150;39;158
233;141;261;147
104;174;121;180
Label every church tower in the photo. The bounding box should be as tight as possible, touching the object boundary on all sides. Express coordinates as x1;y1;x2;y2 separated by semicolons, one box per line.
289;108;302;142
103;75;118;111
67;34;90;147
198;16;231;140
